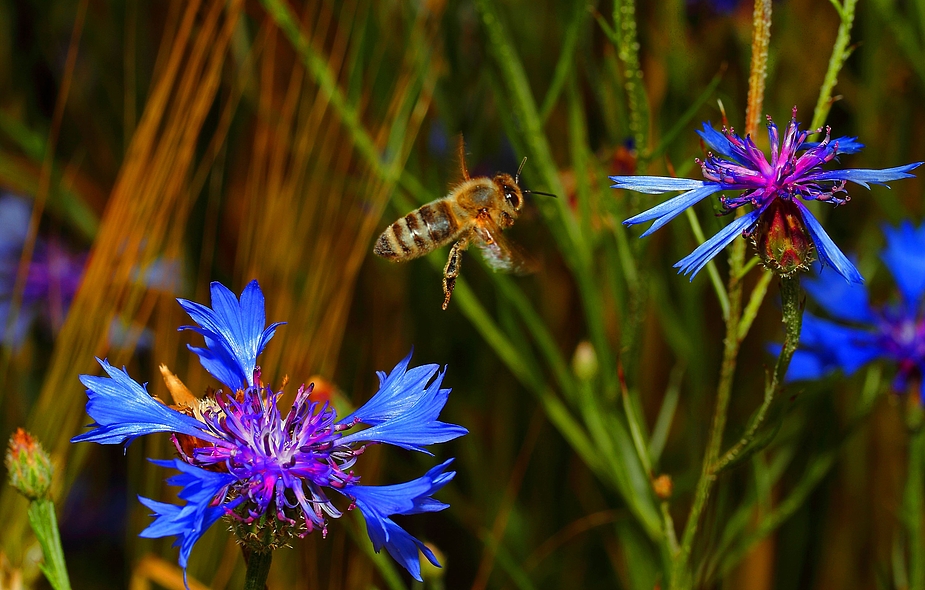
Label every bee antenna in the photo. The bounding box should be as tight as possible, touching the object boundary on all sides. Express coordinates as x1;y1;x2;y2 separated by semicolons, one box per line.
524;189;558;199
515;157;527;184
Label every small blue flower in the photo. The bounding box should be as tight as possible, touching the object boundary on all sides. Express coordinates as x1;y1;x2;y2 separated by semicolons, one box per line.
611;108;922;282
72;280;466;583
781;222;925;397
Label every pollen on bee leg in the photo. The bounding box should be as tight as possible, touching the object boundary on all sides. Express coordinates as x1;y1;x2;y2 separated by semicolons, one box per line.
442;238;466;310
159;364;197;407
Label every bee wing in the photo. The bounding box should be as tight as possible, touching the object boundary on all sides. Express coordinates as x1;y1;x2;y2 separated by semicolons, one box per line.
472;216;537;275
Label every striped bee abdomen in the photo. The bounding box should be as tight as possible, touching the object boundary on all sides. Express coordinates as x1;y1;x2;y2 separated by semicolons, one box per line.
374;199;460;262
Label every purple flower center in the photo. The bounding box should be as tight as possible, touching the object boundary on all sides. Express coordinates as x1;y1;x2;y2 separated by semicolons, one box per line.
877;310;925;392
173;379;363;534
698;108;850;212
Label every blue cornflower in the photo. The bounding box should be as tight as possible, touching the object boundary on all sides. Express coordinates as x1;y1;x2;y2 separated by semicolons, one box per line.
611;108;922;282
782;222;925;397
72;280;467;582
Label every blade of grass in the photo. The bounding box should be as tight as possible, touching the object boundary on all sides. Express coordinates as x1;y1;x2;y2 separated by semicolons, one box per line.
539;0;591;123
649;365;683;465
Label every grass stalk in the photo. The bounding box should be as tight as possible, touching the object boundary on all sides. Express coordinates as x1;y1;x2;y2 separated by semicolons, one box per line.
811;0;859;131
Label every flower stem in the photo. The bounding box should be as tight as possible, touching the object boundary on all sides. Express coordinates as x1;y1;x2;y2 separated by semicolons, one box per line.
672;244;745;589
27;499;71;590
671;4;774;586
745;0;773;137
613;0;649;162
243;549;273;590
713;275;803;473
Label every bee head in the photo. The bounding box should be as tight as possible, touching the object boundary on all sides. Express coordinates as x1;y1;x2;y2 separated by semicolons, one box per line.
493;173;524;214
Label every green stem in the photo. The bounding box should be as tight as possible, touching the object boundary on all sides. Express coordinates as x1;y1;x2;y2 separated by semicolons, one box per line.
672;242;745;588
671;4;774;586
27;499;71;590
243;549;273;590
613;0;649;162
811;0;859;131
714;275;803;473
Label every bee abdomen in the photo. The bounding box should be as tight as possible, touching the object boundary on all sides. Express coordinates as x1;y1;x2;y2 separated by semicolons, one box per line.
374;200;459;261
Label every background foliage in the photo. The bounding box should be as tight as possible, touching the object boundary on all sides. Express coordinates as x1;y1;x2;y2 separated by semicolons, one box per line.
0;0;923;588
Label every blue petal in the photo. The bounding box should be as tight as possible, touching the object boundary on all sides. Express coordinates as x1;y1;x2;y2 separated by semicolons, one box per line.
338;361;467;453
623;183;728;237
695;122;751;166
340;349;436;426
71;359;219;445
803;162;922;189
347;460;455;582
783;350;833;383
881;221;925;305
674;207;764;280
802;136;864;155
178;280;285;391
609;176;708;195
139;460;235;586
776;312;882;382
804;314;881;374
793;201;862;284
802;262;875;324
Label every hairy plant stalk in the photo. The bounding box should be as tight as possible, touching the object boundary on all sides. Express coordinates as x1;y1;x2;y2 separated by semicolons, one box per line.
745;0;773;137
671;2;774;586
28;499;71;590
243;549;273;590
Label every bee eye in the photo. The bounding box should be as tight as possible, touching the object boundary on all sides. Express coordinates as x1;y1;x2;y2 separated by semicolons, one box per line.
504;186;520;208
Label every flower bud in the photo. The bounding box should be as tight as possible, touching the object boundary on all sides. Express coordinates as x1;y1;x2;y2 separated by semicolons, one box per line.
5;429;53;500
572;341;598;382
751;198;815;276
652;474;673;500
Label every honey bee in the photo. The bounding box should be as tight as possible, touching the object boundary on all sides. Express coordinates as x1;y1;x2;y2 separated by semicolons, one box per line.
373;144;552;309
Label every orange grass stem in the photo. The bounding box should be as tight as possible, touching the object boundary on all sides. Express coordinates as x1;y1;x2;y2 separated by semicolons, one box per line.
745;0;773;137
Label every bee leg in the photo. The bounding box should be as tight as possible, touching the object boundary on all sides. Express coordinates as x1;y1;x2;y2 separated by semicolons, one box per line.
442;237;469;310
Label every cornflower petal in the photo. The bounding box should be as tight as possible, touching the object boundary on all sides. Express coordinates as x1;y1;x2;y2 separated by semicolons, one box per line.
802;263;875;324
139;460;235;586
338;366;468;452
781;313;882;384
803;162;923;189
779;222;925;390
695;122;751;166
609;176;708;194
803;136;864;154
178;280;285;391
622;183;729;237
347;459;456;582
793;201;862;283
784;349;832;382
340;349;442;426
71;359;219;445
881;221;925;304
674;208;764;279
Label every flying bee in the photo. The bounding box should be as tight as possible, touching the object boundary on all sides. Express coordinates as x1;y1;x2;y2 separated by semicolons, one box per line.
373;144;554;309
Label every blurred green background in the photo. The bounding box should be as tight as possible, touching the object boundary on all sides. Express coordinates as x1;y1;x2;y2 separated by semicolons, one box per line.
0;0;923;588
